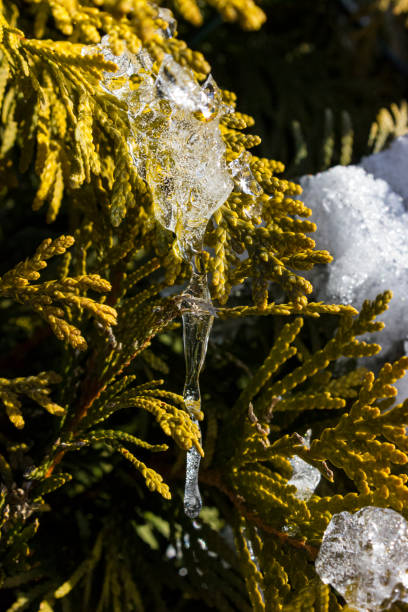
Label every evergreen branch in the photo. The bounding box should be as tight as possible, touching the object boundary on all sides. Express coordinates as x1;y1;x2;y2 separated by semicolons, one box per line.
200;469;318;560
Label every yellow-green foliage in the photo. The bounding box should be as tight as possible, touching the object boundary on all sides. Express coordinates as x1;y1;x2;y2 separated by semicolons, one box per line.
0;0;332;310
212;292;408;610
0;371;64;429
0;235;117;349
1;0;408;609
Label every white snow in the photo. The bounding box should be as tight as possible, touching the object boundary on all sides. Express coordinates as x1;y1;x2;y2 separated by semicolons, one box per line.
300;137;408;387
361;136;408;208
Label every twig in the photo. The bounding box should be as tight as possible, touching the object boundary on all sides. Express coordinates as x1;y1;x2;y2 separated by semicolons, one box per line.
200;469;318;560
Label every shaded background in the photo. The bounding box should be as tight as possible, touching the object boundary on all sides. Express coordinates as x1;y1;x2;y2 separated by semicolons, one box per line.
182;0;408;176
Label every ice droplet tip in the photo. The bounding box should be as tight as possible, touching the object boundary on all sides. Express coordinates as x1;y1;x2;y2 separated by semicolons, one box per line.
184;497;202;519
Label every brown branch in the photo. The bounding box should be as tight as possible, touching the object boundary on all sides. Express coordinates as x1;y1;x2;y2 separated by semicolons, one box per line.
45;299;182;478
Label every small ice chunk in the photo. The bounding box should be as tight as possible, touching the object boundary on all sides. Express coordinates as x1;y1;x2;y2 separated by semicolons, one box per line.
287;430;320;500
315;506;408;611
287;455;320;500
228;151;263;198
85;35;155;110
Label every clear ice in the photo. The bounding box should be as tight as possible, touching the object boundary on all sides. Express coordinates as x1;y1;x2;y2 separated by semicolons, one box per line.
287;455;320;501
89;35;234;254
243;528;265;602
315;506;408;611
87;32;237;517
182;268;214;518
361;136;408;209
228;151;263;197
288;461;320;501
287;430;320;501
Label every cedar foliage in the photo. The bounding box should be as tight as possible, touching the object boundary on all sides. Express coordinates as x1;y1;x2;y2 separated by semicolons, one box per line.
1;0;408;610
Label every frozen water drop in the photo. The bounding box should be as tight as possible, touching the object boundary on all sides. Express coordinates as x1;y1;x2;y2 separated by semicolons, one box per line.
156;7;177;39
316;506;408;611
228;151;263;198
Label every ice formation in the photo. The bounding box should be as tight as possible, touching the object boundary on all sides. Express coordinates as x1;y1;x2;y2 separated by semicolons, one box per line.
86;30;260;517
88;34;234;257
228;151;263;195
287;455;320;500
182;269;213;518
287;429;320;500
288;460;320;501
300;151;408;363
315;506;408;611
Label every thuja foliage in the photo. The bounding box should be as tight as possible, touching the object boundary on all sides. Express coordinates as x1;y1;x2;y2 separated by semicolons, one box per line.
1;0;408;610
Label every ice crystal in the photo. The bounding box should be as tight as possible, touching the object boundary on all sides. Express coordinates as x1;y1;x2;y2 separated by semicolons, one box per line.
156;7;177;39
91;35;154;107
315;506;408;611
182;270;214;518
228;150;263;197
287;430;320;500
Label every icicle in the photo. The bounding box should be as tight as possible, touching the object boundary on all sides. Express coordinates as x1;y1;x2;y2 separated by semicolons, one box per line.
182;260;214;518
87;34;256;518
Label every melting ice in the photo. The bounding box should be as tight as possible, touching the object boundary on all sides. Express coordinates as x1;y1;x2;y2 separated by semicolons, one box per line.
86;32;237;518
287;457;320;501
87;34;263;254
228;151;263;197
86;29;264;517
156;7;177;39
316;506;408;611
88;35;234;256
